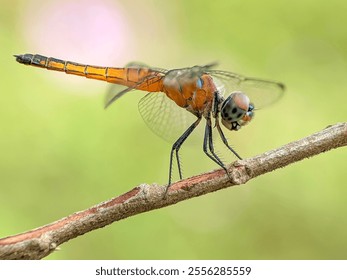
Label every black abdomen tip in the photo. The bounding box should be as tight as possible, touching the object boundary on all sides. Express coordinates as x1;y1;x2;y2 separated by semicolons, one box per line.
14;54;33;65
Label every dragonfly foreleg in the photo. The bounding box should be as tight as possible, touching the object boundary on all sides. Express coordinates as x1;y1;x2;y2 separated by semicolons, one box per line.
211;91;222;119
215;118;242;160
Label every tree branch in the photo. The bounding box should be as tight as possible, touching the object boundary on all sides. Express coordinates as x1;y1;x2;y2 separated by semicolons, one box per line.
0;122;346;260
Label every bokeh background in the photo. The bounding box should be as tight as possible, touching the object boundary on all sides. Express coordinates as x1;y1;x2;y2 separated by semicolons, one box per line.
1;0;346;259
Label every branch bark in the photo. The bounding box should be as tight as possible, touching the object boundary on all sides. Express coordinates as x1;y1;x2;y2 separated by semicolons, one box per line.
0;122;346;260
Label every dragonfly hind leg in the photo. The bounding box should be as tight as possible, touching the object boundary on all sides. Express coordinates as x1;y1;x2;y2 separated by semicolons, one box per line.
165;117;202;196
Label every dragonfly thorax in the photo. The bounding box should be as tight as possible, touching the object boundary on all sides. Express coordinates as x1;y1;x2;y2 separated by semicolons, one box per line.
220;91;254;131
162;68;217;115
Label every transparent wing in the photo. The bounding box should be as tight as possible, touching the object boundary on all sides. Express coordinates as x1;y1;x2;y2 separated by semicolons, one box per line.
104;73;164;108
104;62;167;108
105;84;135;108
208;70;285;109
138;92;199;143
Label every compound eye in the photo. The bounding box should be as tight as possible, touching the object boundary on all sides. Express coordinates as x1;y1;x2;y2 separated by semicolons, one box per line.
221;92;250;122
220;92;255;131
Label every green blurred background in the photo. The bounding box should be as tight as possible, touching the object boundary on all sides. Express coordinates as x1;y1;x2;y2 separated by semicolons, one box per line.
1;0;346;259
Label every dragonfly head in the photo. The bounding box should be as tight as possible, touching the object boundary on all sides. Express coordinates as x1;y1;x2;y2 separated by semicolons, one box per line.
220;91;254;131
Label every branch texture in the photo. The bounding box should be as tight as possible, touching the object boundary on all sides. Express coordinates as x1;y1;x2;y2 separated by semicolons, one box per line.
0;122;346;260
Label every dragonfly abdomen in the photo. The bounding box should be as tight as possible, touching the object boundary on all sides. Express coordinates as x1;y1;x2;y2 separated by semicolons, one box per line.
15;54;164;92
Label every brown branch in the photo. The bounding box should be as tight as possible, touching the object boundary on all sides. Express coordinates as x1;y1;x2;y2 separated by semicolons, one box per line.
0;122;346;260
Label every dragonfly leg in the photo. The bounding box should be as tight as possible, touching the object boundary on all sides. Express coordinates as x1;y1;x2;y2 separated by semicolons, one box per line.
175;148;183;180
165;117;202;196
215;117;242;160
203;116;228;172
211;91;242;159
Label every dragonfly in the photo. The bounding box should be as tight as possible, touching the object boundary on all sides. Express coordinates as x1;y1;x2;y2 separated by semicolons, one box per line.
15;53;285;195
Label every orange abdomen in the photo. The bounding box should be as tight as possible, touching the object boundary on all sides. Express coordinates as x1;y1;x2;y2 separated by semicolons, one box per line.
15;54;164;93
